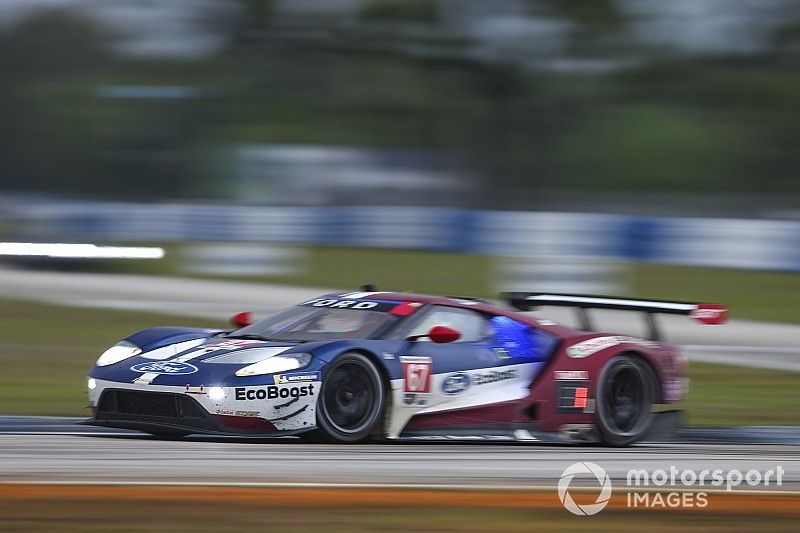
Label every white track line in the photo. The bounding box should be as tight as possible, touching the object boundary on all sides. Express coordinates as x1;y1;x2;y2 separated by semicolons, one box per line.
0;480;798;495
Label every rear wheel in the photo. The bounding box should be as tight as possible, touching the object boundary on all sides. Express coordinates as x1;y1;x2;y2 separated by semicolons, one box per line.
314;353;385;443
596;355;656;446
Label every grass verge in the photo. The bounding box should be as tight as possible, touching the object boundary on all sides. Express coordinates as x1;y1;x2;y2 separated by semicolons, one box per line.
682;362;800;426
0;298;223;415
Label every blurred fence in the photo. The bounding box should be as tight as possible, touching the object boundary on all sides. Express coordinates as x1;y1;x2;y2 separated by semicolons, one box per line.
3;199;799;272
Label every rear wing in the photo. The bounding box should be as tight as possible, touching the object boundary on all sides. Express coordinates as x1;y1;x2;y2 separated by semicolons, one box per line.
503;292;727;341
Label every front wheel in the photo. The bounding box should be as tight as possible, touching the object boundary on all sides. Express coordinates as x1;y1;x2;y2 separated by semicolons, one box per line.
595;355;656;446
314;353;385;443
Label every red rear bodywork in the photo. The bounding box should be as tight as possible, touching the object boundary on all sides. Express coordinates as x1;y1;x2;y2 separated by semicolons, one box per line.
365;292;707;438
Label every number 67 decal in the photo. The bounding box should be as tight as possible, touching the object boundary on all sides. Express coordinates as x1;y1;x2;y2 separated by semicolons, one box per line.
400;356;432;393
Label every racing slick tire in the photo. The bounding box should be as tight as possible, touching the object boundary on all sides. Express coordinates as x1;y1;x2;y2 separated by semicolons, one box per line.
313;352;385;443
596;354;656;446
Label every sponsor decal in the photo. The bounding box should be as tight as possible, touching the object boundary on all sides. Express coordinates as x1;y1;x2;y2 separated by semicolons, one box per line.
234;410;260;417
400;356;433;393
471;368;518;385
554;370;589;380
273;371;320;385
382;352;396;360
130;361;198;375
184;385;206;395
566;336;657;359
300;298;379;310
234;384;315;400
441;373;471;395
400;393;427;407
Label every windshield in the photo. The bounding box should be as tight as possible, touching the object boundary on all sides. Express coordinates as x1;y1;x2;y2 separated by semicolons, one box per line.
228;305;397;342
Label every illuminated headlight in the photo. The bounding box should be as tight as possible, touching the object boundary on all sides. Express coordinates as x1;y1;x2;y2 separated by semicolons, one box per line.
96;341;141;367
87;378;97;390
208;387;225;401
235;353;312;377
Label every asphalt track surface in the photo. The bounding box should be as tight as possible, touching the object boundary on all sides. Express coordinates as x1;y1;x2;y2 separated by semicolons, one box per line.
1;267;799;370
0;416;797;491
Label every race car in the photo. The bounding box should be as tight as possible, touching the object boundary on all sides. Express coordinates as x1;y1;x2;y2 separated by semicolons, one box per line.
85;289;726;445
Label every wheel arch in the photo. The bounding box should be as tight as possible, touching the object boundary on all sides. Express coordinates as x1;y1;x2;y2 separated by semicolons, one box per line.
326;347;393;437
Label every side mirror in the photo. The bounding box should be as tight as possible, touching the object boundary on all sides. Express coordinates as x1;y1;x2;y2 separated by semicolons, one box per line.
230;311;253;328
428;325;461;344
406;325;461;343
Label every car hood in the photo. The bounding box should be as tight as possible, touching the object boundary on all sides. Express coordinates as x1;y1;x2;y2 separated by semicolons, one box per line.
90;336;314;386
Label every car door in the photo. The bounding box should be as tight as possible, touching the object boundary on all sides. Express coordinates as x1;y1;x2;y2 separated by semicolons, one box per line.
383;306;553;436
392;306;529;407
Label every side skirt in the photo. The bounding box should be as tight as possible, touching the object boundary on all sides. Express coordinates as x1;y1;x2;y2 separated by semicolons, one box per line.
395;424;590;444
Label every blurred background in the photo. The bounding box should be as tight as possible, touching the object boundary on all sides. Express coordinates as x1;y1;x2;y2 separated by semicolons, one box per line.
1;0;800;312
1;4;799;529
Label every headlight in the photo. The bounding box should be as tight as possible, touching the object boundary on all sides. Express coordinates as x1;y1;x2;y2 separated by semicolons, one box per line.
235;353;312;377
96;341;141;367
207;387;225;401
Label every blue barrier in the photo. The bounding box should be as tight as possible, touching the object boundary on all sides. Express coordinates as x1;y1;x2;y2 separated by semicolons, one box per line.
4;199;799;272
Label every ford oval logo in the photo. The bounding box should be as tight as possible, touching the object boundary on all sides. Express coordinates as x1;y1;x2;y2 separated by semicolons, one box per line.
442;373;471;395
130;361;198;375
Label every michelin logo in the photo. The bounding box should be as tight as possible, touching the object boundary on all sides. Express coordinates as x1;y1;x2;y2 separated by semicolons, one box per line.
472;368;518;385
273;372;320;385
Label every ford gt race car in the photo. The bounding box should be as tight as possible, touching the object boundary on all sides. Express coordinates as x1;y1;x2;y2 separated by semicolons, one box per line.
85;289;726;445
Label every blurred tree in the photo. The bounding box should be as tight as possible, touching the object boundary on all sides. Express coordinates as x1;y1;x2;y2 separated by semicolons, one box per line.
539;0;625;30
1;0;800;210
0;10;111;195
360;0;439;23
232;0;279;43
